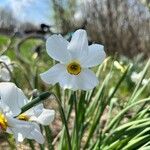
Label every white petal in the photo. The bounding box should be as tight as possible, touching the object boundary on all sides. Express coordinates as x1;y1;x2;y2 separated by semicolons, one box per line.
40;63;66;85
24;108;35;117
26;104;55;126
0;55;11;65
24;103;44;117
26;103;44;117
6;117;34;142
59;71;78;90
17;133;24;142
30;109;55;126
17;88;28;107
29;126;45;144
24;101;45;118
81;44;106;68
58;68;98;90
67;29;88;61
0;55;13;71
0;102;10;114
0;82;22;116
0;68;11;81
46;34;71;63
75;69;99;90
33;103;44;114
26;123;44;144
7;117;44;144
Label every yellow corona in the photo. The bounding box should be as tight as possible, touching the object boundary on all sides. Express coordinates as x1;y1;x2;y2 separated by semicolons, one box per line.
0;113;7;131
18;114;29;121
67;62;81;75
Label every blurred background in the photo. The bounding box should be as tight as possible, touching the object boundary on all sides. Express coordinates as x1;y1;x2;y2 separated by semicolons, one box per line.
0;0;150;57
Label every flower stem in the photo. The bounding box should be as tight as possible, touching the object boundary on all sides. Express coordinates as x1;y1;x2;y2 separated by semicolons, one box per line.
73;91;79;149
21;92;52;114
55;83;61;100
54;93;72;150
28;140;35;150
44;126;54;150
39;144;44;150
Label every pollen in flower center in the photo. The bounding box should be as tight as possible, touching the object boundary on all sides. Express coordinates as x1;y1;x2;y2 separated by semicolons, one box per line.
18;114;29;121
67;62;81;75
0;113;7;131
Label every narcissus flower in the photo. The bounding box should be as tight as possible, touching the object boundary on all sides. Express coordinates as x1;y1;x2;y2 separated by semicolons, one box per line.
40;29;106;90
0;82;45;144
0;55;13;81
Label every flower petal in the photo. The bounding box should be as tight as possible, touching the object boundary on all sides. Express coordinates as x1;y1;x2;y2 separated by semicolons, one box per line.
7;117;44;144
46;34;71;63
0;82;22;116
7;117;34;142
0;68;11;81
0;55;11;65
30;109;55;125
0;55;13;71
26;104;55;126
17;88;29;107
29;125;45;144
40;63;66;85
67;29;88;61
0;102;10;115
81;44;106;68
75;69;99;90
58;71;78;90
36;109;55;125
58;68;98;90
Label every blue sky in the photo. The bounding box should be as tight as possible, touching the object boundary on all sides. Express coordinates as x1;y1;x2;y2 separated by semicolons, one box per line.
0;0;54;25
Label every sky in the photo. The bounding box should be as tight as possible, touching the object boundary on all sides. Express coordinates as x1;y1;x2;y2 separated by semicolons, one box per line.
0;0;54;26
0;0;149;27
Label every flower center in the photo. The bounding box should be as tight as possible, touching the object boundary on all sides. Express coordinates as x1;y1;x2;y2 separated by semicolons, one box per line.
67;62;81;75
0;113;7;131
18;114;29;121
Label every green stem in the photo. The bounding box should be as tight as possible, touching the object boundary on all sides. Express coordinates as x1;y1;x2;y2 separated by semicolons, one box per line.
58;92;74;150
55;83;61;100
44;126;54;150
39;125;45;150
39;144;45;150
21;92;52;114
28;140;35;150
54;93;72;150
73;91;79;149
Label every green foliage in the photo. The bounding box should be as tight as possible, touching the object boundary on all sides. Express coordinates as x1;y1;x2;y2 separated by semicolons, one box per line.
0;35;150;149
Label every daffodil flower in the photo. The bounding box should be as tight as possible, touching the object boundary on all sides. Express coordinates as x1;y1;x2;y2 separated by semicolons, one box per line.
40;29;106;90
0;55;13;81
0;82;44;144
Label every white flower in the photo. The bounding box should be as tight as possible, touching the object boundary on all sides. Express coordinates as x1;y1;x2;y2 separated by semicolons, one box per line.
131;72;149;85
0;82;44;144
0;55;13;81
40;29;106;90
